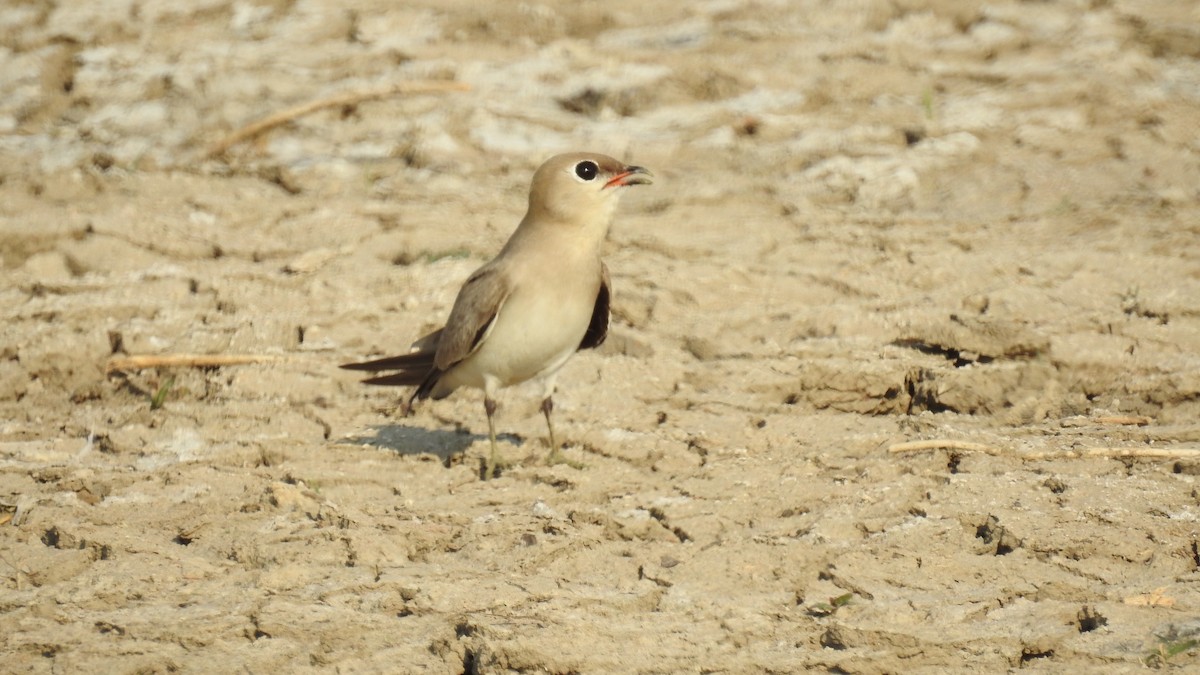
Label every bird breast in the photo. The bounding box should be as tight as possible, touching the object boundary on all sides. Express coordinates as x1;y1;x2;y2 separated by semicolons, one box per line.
450;256;601;390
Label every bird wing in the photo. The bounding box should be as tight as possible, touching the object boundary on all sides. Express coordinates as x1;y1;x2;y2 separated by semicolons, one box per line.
339;265;509;398
434;265;510;372
338;326;442;372
409;327;443;353
579;262;610;350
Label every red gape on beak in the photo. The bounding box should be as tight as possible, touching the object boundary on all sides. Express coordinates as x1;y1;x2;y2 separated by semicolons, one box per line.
604;165;654;189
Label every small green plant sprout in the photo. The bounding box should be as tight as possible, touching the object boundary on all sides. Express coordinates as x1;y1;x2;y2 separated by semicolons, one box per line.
150;375;176;411
1144;625;1200;668
808;592;854;617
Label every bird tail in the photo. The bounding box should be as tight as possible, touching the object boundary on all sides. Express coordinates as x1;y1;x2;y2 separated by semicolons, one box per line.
340;351;435;379
340;352;442;413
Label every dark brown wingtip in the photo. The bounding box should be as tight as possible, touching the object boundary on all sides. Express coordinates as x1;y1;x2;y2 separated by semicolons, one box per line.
340;352;437;372
358;365;439;387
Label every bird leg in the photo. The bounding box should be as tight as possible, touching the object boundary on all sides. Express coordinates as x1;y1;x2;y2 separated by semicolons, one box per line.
484;396;499;479
541;396;560;462
542;396;585;469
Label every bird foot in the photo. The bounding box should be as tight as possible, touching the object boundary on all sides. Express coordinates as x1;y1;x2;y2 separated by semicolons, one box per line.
482;451;516;480
546;448;586;470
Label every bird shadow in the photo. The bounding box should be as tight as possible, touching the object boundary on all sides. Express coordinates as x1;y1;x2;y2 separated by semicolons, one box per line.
341;423;523;467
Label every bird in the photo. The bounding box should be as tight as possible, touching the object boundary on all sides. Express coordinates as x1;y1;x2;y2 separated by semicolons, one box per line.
341;152;652;478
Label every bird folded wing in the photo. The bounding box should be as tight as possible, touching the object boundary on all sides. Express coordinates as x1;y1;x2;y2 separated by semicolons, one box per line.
434;266;510;372
409;327;443;353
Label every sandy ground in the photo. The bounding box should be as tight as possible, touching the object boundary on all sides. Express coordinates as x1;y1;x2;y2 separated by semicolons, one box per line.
3;0;1200;672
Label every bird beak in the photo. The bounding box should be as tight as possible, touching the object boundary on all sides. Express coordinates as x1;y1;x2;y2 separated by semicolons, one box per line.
604;165;653;189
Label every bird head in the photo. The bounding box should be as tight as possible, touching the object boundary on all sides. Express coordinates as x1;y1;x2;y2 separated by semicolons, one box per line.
526;152;652;232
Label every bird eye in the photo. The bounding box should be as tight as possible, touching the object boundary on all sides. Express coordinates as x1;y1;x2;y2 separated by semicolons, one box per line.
574;160;599;181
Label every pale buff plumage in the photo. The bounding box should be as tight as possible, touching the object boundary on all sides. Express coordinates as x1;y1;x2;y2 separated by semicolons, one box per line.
342;152;652;477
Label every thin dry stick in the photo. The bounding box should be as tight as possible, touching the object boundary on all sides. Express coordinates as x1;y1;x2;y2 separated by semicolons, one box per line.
205;80;470;158
1093;415;1152;426
888;439;1200;461
888;440;1001;455
106;354;284;373
1026;447;1200;461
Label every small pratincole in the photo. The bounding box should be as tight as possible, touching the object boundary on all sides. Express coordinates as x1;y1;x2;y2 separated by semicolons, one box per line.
341;152;652;477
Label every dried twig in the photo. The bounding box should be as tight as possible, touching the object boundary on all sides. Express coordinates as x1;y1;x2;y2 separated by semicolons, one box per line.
205;80;470;158
889;439;1200;461
1092;415;1152;426
888;440;1001;455
1125;587;1175;607
1025;447;1200;461
106;354;284;373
